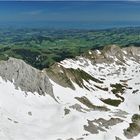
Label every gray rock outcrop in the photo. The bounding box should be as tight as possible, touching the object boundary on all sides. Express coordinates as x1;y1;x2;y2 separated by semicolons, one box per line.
0;57;54;98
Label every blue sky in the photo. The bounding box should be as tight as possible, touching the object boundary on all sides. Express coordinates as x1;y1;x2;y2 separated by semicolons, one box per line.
0;1;140;29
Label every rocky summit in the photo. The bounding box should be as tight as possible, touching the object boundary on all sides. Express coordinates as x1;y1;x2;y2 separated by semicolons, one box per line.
0;45;140;140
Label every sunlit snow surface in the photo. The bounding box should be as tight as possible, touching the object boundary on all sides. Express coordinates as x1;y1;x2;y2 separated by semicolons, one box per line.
0;55;140;140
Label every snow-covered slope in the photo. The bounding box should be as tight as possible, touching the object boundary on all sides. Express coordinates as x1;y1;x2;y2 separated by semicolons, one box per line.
0;45;140;140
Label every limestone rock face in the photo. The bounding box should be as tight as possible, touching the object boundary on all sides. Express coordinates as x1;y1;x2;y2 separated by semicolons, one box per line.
0;57;54;98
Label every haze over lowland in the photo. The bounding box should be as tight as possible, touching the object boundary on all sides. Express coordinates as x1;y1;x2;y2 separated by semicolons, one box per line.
1;1;140;29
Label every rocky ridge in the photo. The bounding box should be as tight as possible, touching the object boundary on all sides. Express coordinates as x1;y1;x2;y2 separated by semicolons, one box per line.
0;57;54;98
46;45;140;90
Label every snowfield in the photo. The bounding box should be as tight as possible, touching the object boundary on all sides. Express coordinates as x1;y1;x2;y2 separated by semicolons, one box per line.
0;46;140;140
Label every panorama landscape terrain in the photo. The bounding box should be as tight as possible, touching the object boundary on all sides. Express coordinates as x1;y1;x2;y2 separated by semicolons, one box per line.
0;1;140;140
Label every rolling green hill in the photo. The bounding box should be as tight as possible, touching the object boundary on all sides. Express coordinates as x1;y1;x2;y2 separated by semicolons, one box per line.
0;27;140;69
